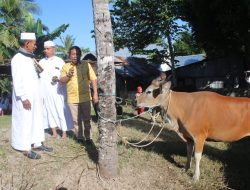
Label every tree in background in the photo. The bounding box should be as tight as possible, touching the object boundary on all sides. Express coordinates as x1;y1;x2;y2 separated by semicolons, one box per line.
111;0;250;60
0;76;12;94
0;0;69;60
56;35;75;60
173;30;203;56
56;35;90;60
81;47;90;55
33;20;69;58
110;0;186;86
179;0;250;59
0;0;40;60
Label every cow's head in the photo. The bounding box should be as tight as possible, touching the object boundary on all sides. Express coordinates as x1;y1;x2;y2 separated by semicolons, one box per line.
136;80;171;108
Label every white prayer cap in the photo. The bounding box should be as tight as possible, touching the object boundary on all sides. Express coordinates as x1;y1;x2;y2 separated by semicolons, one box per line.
44;40;55;47
20;32;36;40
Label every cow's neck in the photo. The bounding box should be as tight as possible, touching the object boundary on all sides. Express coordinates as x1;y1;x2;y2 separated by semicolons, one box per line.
162;91;193;141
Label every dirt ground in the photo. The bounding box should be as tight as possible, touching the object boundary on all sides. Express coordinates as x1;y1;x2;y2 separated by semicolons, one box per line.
0;119;196;190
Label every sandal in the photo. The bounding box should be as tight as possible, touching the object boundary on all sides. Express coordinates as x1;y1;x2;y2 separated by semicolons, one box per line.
33;145;53;152
23;150;41;159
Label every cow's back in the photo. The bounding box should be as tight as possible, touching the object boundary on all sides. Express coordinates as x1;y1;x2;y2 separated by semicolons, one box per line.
168;91;250;142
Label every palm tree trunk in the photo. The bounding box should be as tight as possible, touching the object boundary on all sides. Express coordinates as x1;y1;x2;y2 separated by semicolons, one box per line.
92;0;118;178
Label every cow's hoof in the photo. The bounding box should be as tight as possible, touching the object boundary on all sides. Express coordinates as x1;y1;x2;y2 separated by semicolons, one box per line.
192;175;199;182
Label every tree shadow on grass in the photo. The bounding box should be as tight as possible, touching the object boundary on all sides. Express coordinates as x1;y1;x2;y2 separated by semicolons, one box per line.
121;137;250;189
221;137;250;190
119;117;250;189
200;138;250;189
85;142;99;164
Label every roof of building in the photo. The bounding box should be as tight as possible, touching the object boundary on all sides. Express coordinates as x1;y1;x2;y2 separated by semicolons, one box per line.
175;54;206;67
158;54;206;71
115;56;160;82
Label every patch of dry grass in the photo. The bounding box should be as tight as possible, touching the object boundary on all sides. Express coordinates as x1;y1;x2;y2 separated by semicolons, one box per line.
0;107;250;190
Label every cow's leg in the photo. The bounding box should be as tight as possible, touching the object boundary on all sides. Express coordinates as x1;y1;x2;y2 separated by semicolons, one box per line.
185;140;194;171
193;137;205;181
193;152;202;181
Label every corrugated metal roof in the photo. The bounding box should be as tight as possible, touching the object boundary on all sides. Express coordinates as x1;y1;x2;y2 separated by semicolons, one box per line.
175;54;206;67
115;57;160;82
158;54;206;71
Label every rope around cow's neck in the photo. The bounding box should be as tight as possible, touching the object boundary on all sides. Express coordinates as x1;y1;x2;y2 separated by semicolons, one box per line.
96;90;172;148
97;103;161;124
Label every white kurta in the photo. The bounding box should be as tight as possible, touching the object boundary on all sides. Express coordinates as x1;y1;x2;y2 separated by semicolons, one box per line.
11;53;45;151
39;56;73;131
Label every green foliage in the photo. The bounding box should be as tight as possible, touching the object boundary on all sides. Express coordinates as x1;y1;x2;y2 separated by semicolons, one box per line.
34;23;69;58
111;0;184;59
0;0;70;59
81;47;90;55
111;0;250;64
0;0;40;60
56;35;76;60
0;76;12;94
173;30;204;55
56;35;90;60
179;0;250;57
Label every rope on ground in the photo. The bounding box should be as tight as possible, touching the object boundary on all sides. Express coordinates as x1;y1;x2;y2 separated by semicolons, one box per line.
117;112;162;146
120;122;166;148
96;163;105;183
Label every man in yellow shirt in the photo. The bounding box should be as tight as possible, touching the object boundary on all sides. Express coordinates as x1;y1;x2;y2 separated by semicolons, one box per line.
60;46;98;144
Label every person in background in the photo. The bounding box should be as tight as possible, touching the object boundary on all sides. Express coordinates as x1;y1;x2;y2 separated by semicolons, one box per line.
11;32;52;159
0;92;10;115
0;93;4;116
135;86;144;115
39;41;73;139
157;72;167;82
60;46;98;145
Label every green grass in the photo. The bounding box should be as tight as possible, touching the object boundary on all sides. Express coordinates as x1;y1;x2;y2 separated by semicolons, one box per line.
0;115;11;129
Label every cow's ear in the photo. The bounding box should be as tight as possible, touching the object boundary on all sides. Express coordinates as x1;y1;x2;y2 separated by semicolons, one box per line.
151;79;160;87
161;81;171;93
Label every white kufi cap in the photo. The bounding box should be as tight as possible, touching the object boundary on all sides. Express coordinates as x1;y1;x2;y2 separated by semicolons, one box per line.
44;40;55;47
20;32;36;40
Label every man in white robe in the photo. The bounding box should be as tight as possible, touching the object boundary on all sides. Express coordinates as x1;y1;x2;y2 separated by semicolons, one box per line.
39;41;73;138
11;32;52;159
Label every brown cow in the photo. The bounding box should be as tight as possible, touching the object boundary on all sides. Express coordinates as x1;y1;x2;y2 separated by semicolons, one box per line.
136;80;250;181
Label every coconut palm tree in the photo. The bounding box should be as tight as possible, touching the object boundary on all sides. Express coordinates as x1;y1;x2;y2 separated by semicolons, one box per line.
32;19;69;58
0;0;40;60
0;0;69;59
92;0;117;178
56;35;76;60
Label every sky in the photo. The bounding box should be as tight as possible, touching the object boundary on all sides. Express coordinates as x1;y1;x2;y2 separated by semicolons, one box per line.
35;0;96;52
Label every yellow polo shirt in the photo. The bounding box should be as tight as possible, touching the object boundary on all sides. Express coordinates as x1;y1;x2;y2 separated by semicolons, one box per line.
61;62;97;103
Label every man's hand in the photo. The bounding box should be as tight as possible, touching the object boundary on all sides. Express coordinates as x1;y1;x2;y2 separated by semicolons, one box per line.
67;67;74;78
22;99;31;110
52;76;59;83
